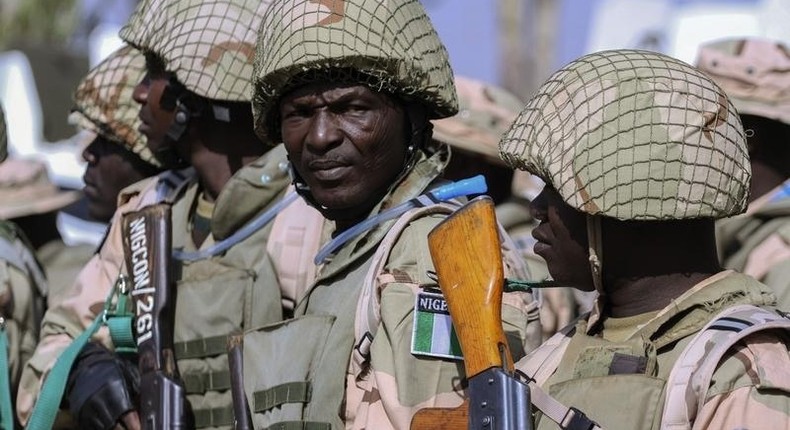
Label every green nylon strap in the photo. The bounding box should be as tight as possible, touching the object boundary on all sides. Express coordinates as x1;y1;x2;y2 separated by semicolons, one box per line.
265;421;331;430
25;312;104;430
25;279;123;430
182;369;231;394
174;335;228;360
106;279;136;355
505;278;557;291
192;404;234;428
1;324;14;430
253;382;311;413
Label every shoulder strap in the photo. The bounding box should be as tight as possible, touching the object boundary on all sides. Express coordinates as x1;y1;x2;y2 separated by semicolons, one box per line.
267;188;325;311
351;203;457;374
661;304;790;430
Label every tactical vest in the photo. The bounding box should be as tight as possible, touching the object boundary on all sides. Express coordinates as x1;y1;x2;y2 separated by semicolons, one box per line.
164;177;288;428
241;203;540;429
516;271;784;430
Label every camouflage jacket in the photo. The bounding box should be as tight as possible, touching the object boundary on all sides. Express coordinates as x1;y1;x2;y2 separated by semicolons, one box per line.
516;270;790;429
718;180;790;311
17;145;292;428
0;221;46;402
241;148;541;430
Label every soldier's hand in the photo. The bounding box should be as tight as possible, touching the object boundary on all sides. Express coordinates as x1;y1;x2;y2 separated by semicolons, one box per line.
65;342;140;430
114;411;141;430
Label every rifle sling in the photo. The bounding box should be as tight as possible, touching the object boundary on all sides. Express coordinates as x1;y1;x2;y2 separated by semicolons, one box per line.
529;380;602;430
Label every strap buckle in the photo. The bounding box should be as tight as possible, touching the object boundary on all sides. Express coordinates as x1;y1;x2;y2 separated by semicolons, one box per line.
561;407;599;430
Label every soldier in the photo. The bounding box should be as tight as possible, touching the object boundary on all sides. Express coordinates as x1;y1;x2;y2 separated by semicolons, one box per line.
73;44;164;223
503;49;790;429
0;104;50;429
433;75;592;339
240;1;541;428
41;44;166;305
696;38;790;311
17;1;287;429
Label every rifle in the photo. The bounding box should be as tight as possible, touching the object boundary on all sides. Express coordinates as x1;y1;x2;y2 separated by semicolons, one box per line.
411;196;531;430
122;204;190;429
228;332;253;430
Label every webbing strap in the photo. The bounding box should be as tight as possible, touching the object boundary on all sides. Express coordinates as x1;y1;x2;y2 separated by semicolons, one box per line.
25;312;104;430
1;325;14;430
264;421;331;430
529;381;603;430
253;381;311;413
174;335;228;359
192;404;234;428
183;369;231;394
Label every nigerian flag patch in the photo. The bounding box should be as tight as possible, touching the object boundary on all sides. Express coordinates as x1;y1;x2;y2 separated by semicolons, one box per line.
411;290;463;361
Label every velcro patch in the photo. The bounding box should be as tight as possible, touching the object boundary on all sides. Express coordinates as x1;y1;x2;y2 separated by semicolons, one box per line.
411;291;463;361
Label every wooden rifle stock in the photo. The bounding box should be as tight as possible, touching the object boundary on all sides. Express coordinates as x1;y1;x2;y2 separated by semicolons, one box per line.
228;333;253;430
122;204;190;429
412;197;528;430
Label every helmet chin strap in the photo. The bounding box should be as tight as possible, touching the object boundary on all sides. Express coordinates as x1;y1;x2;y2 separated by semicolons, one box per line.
586;214;605;295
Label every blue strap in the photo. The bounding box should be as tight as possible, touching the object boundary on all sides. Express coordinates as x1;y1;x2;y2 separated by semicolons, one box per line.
1;323;14;430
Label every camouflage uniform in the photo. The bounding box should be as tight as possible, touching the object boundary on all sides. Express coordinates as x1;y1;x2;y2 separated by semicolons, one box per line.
241;2;542;429
501;50;790;429
0;105;49;424
17;1;285;428
433;76;593;340
696;38;790;312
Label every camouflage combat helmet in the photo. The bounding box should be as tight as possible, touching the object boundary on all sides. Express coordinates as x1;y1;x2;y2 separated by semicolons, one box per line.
432;76;523;165
696;38;790;126
500;49;750;221
119;0;271;102
70;45;162;167
252;0;458;143
0;104;6;162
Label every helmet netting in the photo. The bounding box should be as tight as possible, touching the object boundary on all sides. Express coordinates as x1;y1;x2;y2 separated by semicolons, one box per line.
696;38;790;127
500;49;750;220
252;0;457;145
72;45;161;167
120;0;271;102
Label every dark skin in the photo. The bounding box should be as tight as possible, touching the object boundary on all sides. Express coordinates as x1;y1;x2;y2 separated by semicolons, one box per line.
742;114;790;202
133;65;265;246
530;186;721;318
279;82;410;231
82;135;161;222
117;64;266;430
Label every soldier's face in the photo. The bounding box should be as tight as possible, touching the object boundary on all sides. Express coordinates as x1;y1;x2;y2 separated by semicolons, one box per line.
82;135;159;222
132;65;178;155
530;186;596;291
279;83;408;222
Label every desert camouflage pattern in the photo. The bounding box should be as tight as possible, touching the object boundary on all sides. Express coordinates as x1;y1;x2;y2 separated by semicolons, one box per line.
432;76;523;164
0;159;80;220
0;104;6;162
717;179;790;311
0;221;47;406
500;49;750;221
252;0;458;142
696;38;790;126
120;0;272;102
516;270;790;429
71;44;161;167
